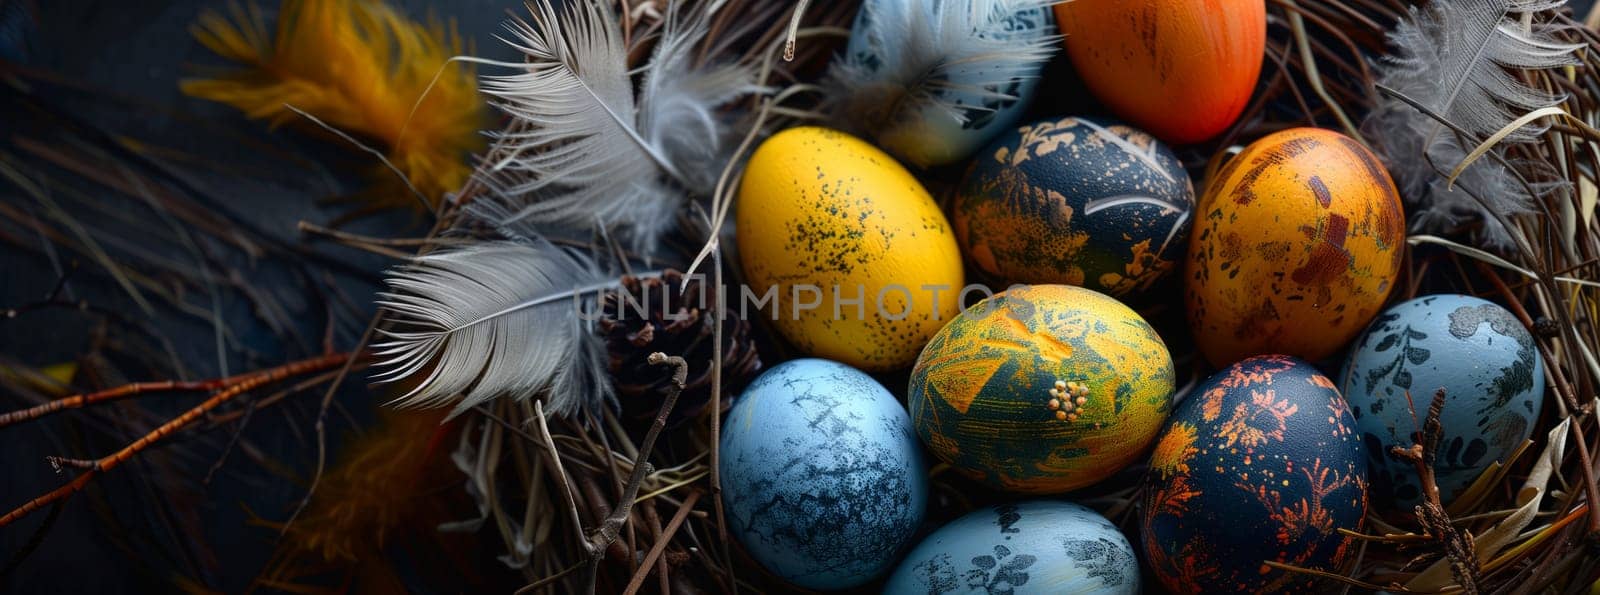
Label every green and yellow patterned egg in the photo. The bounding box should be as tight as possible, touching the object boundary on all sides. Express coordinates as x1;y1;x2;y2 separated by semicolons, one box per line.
908;285;1175;494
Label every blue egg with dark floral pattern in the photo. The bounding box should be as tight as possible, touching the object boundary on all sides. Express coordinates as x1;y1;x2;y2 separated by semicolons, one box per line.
720;358;927;590
841;0;1055;167
884;500;1139;594
1339;295;1544;513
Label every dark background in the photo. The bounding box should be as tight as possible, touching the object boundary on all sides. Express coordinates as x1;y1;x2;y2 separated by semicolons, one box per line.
0;0;520;592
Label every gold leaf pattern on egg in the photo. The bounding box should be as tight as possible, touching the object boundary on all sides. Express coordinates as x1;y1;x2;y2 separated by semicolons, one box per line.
909;285;1174;494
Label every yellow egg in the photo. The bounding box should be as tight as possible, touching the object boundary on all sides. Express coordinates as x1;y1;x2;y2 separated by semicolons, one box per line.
1185;128;1405;366
908;285;1174;494
736;127;964;370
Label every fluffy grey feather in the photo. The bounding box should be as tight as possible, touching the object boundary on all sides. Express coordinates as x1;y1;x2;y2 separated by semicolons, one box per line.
470;0;755;250
1364;0;1579;247
372;239;614;418
821;0;1058;167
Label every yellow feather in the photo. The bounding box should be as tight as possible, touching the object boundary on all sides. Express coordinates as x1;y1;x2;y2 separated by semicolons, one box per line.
182;0;486;209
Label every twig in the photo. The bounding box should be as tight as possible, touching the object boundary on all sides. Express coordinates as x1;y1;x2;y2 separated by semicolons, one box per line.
295;221;424;260
1390;389;1481;593
537;399;589;549
0;375;254;428
517;561;585;595
623;491;701;595
583;353;687;594
0;353;349;528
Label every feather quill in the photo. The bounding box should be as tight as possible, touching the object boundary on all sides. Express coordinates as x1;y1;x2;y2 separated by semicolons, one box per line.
1364;0;1580;247
372;239;614;418
821;0;1058;168
470;0;755;249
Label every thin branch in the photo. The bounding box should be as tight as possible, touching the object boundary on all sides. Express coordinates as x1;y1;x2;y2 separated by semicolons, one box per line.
623;490;701;595
1390;389;1482;593
0;353;350;528
584;353;687;593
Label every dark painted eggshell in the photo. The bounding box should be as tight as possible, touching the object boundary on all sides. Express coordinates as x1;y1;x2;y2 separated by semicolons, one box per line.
909;285;1174;494
720;358;927;590
952;116;1195;299
1339;295;1544;513
1141;355;1368;593
883;500;1140;594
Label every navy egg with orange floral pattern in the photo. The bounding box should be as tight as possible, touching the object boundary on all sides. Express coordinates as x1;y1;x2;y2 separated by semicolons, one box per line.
1141;355;1368;594
952;116;1194;300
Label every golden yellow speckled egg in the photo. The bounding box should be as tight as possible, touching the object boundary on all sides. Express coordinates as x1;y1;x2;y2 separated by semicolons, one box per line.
908;285;1174;494
737;127;964;371
1185;128;1404;366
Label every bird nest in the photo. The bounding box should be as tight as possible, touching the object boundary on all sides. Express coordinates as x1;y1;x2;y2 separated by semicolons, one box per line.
465;1;1600;593
4;0;1589;592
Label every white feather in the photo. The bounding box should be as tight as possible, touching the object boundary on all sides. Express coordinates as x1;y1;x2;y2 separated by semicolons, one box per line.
822;0;1058;167
372;240;614;418
1364;0;1580;248
471;0;756;249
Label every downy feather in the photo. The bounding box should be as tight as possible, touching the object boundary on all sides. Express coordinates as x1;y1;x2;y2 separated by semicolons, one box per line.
1364;0;1579;247
372;239;614;418
821;0;1058;167
182;0;487;209
470;0;755;249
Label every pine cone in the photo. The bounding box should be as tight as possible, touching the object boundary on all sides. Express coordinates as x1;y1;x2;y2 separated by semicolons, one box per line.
598;269;761;427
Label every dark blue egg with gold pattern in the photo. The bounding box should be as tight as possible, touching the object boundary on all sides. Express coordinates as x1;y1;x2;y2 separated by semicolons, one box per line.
1140;355;1367;594
953;116;1194;299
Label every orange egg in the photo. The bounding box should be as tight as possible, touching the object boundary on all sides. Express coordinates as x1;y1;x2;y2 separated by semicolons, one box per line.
1185;128;1404;366
1055;0;1265;144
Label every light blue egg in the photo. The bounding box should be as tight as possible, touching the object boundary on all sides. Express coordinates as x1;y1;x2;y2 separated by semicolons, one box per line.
719;358;927;590
884;500;1139;595
844;0;1055;167
1339;294;1544;512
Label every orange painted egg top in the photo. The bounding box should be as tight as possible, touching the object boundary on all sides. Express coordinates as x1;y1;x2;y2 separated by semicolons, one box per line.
1056;0;1266;144
1185;128;1404;366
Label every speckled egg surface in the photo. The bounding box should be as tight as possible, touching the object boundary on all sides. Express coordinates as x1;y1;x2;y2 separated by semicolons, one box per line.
719;358;927;590
883;500;1139;595
736;126;964;371
1185;127;1404;366
843;0;1055;167
953;116;1194;298
909;285;1173;494
1339;295;1544;513
1141;355;1367;593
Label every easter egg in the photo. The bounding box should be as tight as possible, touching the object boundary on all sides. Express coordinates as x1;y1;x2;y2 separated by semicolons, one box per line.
883;500;1140;595
1185;128;1405;366
720;358;928;589
737;126;964;371
908;284;1174;494
1055;0;1265;144
843;0;1055;167
952;116;1194;298
1141;355;1367;593
1339;295;1544;513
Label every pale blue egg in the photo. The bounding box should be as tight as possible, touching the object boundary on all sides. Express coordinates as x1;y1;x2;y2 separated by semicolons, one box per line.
1339;294;1544;512
844;0;1055;167
883;500;1139;595
719;358;928;590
